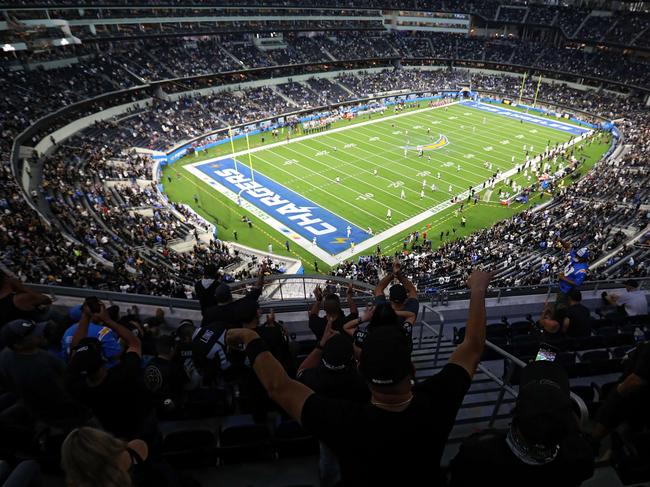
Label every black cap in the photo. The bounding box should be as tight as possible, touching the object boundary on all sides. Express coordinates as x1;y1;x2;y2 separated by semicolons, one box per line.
214;282;232;303
515;362;572;447
1;319;46;349
389;284;407;304
321;334;353;371
68;338;104;376
359;326;412;386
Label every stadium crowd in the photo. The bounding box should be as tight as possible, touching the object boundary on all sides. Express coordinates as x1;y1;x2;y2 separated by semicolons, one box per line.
2;64;649;297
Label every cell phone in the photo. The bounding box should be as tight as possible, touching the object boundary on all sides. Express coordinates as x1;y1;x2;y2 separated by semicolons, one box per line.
85;296;101;314
535;343;558;362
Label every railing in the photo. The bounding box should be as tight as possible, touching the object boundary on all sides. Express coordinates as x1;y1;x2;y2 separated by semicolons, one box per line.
24;274;650;314
418;304;590;428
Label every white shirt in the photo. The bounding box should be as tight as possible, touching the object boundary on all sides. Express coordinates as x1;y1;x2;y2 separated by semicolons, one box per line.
617;290;648;316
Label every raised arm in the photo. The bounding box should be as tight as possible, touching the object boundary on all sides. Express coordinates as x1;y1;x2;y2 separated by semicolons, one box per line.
449;271;494;378
298;317;336;376
308;285;323;318
393;259;417;299
346;284;358;316
227;328;314;422
70;305;92;350
374;271;394;297
95;305;142;356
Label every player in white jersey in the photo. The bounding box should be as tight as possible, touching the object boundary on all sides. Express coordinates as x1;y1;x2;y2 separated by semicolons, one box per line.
457;164;461;172
437;172;441;179
386;208;392;220
422;179;426;188
448;184;453;192
420;190;425;199
373;169;378;176
312;236;317;246
346;225;351;238
400;189;406;199
431;183;436;192
336;176;340;183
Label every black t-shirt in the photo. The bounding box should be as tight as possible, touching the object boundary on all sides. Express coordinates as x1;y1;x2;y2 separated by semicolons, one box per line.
298;366;370;403
71;352;153;440
143;356;187;411
564;304;591;337
300;363;471;486
374;295;420;322
309;311;358;341
449;429;594;487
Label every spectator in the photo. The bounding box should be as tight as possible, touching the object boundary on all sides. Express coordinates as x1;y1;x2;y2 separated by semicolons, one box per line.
556;241;589;310
143;335;187;419
373;258;419;322
61;301;122;366
449;362;594;486
224;270;494;485
308;284;358;340
61;427;148;487
200;265;267;327
592;338;650;448
0;319;89;428
561;289;592;337
601;279;649;321
297;320;370;487
194;263;222;311
67;305;156;445
0;274;52;326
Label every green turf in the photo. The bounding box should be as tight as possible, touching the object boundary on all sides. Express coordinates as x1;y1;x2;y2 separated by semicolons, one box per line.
162;101;611;273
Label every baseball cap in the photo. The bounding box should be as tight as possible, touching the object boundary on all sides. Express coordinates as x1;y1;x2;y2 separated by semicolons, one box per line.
359;326;412;386
389;284;408;304
515;362;572;447
576;247;589;259
1;319;47;348
214;282;232;303
68;337;104;376
321;334;353;371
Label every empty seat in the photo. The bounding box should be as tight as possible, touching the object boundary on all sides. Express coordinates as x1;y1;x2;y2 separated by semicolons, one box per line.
217;414;272;464
272;417;318;458
511;335;540;358
580;350;610;363
161;428;216;467
509;321;532;337
486;323;509;339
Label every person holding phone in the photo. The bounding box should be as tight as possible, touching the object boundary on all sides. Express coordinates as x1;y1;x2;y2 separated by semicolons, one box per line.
449;362;594;486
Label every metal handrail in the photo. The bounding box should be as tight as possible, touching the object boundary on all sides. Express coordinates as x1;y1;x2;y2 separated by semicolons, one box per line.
417;304;590;428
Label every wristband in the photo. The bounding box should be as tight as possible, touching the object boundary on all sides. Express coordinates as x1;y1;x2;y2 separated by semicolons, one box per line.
246;338;269;365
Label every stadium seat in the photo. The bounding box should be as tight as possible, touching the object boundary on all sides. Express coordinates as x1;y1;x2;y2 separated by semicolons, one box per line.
579;350;610;363
571;335;606;351
589;318;612;331
511;335;540;358
272;417;318;458
486;323;509;339
217;415;272;465
595;326;619;337
161;428;216;468
509;321;532;337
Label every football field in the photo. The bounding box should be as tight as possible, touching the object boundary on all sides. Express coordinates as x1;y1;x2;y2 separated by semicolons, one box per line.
163;100;608;270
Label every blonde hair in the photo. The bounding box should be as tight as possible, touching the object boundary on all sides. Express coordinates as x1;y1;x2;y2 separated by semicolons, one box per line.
61;427;133;487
